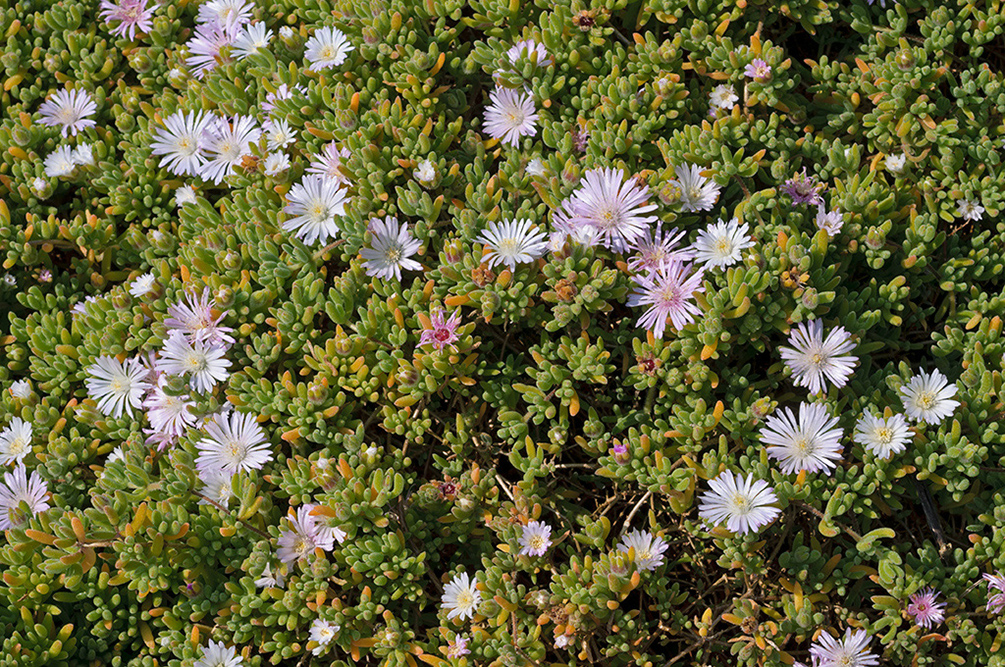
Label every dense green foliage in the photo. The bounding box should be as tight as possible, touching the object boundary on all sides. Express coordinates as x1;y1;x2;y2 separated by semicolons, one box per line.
2;0;1005;665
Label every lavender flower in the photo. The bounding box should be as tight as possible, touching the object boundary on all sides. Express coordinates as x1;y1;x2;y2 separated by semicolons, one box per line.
627;258;705;339
780;170;825;206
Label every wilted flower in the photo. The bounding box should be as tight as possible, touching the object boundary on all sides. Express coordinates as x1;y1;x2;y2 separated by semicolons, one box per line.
165;287;234;347
886;154;906;173
483;86;538;147
176;184;198;206
413;159;436;183
984;572;1005;614
72;143;94;166
442;572;482;621
780;170;825;206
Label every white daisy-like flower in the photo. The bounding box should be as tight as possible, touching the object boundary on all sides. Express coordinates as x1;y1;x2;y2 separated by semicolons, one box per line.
129;272;156;298
483;86;538;147
617;529;669;572
193;639;243;667
518;520;553;556
283;175;349;245
306;143;351;185
670;163;722;213
38;88;98;137
143;380;197;439
564;167;658;253
164;287;234;347
263;153;290;176
477;219;549;271
196;0;253;29
760;402;844;475
72;143;95;166
442;572;482;621
176;184;198;206
0;464;50;529
9;380;31;399
0;418;33;466
507;38;551;66
690;217;754;268
263;118;295;151
815;206;844;235
195;410;272;476
956;198;985;222
709;84;738;110
885;153;906;173
413;159;435;183
309;619;340;655
304;26;354;70
150;110;214;177
231;21;273;59
899;369;959;425
44;146;77;177
156;331;232;393
360;216;423;281
778;320;857;395
853;413;912;459
85;356;151;418
810;628;879;667
526;157;546;176
254;562;286;589
200;115;262;184
698;471;781;535
198;469;235;507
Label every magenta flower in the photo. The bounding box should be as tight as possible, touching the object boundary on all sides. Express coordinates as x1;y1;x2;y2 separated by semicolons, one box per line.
627;258;705;339
744;58;772;82
419;310;462;352
906;588;946;628
780;170;825;206
99;0;155;40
